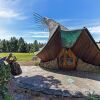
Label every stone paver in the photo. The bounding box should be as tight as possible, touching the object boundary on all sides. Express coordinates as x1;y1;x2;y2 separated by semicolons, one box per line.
14;66;100;97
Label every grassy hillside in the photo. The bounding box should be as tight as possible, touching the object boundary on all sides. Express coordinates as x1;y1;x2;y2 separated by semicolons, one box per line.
0;53;34;62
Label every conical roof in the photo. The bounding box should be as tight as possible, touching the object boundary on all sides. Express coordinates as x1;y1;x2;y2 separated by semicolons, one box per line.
37;17;100;66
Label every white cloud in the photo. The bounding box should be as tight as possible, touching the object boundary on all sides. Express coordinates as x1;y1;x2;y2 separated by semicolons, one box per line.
32;35;48;38
30;31;49;35
0;10;18;18
89;26;100;34
30;31;49;38
0;32;13;40
57;19;73;23
0;28;22;40
0;29;49;43
0;9;27;20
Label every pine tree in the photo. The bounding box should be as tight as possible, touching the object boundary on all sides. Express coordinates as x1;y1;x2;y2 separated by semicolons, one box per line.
33;40;39;52
2;39;7;52
9;37;18;52
18;37;27;52
0;37;45;53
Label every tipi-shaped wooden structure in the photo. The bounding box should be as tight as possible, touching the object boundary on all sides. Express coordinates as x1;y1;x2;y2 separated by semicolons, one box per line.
36;16;100;70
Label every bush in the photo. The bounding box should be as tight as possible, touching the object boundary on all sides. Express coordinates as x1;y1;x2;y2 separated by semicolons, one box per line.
0;62;12;100
87;91;99;100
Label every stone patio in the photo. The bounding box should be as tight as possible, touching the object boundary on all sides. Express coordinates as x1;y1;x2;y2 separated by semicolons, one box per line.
13;66;100;99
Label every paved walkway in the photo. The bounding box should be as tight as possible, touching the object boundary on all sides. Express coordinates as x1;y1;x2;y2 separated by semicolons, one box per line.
14;66;100;98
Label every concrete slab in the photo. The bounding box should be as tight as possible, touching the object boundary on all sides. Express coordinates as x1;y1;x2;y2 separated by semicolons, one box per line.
14;66;100;97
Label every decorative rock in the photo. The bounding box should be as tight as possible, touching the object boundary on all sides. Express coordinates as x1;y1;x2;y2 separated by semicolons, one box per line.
17;81;84;97
40;58;58;70
53;89;63;96
76;59;100;73
32;56;40;61
15;94;28;100
74;91;84;97
62;90;71;97
42;88;62;96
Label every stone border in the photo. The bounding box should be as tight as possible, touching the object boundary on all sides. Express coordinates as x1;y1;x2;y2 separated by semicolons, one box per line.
40;58;58;70
16;81;90;98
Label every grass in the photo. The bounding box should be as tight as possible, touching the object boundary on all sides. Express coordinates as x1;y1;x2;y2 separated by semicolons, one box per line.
0;53;34;62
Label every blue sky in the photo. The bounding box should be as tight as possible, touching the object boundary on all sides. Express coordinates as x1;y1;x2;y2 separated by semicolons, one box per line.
0;0;100;43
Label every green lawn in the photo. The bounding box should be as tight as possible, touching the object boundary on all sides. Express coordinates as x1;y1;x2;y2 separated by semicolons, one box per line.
0;53;34;62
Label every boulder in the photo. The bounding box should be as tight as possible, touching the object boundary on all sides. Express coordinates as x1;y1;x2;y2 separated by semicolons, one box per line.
40;58;58;70
76;59;100;73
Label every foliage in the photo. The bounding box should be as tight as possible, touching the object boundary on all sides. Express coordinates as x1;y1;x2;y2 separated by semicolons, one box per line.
0;37;45;53
33;40;39;52
10;37;18;52
87;91;100;100
0;61;12;100
18;37;27;52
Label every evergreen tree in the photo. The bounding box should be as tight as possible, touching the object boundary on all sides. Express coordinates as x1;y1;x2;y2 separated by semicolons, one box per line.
2;39;7;52
33;40;39;52
9;37;18;52
29;43;34;53
0;39;3;52
18;37;27;52
6;41;10;52
38;42;45;48
0;37;45;53
26;43;31;53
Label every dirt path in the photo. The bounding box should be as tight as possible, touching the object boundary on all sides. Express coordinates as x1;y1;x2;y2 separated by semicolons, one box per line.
18;61;34;66
10;66;100;100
